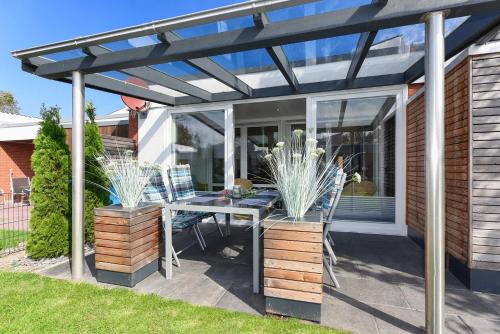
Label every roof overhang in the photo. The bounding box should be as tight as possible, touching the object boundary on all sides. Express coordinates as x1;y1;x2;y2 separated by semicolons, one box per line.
11;0;500;107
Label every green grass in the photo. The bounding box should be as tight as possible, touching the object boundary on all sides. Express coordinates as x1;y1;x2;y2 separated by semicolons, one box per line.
0;272;345;334
0;230;29;251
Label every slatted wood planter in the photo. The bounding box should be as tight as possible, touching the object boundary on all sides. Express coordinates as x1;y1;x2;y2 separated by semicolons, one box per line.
263;211;323;322
94;202;162;287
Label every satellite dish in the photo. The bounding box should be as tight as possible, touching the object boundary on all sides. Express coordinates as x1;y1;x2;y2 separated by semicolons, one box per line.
121;77;150;112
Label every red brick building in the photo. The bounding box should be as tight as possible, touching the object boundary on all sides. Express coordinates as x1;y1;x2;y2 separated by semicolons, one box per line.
0;108;136;196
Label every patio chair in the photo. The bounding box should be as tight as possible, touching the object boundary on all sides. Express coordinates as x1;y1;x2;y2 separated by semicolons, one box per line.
10;170;31;205
322;168;347;288
141;168;206;267
167;164;224;241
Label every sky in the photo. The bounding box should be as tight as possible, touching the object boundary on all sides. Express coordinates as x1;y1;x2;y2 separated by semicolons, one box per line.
0;0;244;119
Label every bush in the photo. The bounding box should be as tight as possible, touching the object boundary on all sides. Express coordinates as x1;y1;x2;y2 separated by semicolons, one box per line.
84;102;110;243
27;105;70;259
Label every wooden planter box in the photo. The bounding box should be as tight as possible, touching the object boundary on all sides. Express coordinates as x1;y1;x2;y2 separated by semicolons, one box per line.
263;210;323;322
94;202;162;287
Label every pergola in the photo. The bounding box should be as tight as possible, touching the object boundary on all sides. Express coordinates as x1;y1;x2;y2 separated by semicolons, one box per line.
11;0;500;332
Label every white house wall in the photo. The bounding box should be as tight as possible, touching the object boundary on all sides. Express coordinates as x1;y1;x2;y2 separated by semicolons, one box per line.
138;104;171;166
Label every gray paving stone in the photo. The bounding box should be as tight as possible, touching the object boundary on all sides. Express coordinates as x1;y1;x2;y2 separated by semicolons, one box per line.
215;281;265;315
459;314;500;334
399;283;500;320
321;292;379;334
326;276;410;308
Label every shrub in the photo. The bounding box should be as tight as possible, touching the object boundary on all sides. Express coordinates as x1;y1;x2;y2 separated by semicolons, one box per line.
84;101;111;243
27;105;70;259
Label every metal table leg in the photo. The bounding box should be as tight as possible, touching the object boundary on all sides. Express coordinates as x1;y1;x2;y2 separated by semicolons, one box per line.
165;209;173;280
253;213;260;294
225;213;231;237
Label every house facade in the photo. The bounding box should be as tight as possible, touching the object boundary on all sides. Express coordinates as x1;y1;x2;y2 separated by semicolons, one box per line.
132;31;500;293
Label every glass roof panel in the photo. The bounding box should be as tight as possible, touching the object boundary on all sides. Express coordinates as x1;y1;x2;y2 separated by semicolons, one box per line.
151;61;235;94
211;49;288;88
175;16;254;39
283;34;360;84
101;71;186;97
45;49;86;61
102;35;159;51
267;0;371;22
357;17;469;78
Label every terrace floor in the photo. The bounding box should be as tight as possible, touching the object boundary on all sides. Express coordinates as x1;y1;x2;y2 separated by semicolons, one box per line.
39;223;500;333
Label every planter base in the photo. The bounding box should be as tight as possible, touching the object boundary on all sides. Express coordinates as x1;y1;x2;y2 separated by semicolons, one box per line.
96;258;159;287
266;296;321;322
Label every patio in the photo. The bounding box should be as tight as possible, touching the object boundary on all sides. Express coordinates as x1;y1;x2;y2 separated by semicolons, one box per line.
39;223;500;333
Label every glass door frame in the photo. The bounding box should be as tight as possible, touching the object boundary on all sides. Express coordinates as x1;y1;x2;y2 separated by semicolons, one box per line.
164;102;235;190
235;119;307;187
307;85;407;236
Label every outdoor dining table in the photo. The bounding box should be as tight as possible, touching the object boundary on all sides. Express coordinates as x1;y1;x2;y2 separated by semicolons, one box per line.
163;190;281;294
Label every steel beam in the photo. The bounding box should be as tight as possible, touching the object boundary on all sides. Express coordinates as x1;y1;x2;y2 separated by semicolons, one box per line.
346;31;377;83
405;14;500;83
71;71;85;281
31;1;500;79
84;46;212;101
158;31;253;96
338;101;347;127
253;13;299;91
26;57;176;106
424;11;446;334
345;0;383;83
175;73;404;105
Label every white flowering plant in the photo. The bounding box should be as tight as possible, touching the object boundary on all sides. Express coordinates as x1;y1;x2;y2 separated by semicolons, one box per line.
264;129;339;220
95;150;157;208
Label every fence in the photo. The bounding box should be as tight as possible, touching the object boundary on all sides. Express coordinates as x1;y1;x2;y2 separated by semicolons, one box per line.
0;193;30;257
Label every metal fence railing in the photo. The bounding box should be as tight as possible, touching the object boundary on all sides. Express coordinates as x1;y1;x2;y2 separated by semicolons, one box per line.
0;193;31;257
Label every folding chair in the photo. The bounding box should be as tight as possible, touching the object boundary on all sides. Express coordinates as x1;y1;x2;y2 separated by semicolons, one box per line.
141;168;205;267
167;164;224;242
10;169;31;205
322;168;347;288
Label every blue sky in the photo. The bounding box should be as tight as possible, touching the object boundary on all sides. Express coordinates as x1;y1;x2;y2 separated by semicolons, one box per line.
0;0;244;118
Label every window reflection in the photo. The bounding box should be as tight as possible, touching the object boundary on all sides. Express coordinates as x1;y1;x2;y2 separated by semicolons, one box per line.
247;126;279;184
317;96;396;223
173;110;225;191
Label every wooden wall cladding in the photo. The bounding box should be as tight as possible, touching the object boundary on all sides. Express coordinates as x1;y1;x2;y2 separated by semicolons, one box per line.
94;203;162;275
406;58;470;265
263;218;323;305
471;53;500;271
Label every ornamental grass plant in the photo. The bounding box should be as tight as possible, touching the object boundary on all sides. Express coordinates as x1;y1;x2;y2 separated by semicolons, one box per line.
263;129;339;220
95;150;156;208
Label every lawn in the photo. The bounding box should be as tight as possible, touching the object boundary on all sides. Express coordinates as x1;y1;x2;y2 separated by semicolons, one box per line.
0;230;29;251
0;272;345;334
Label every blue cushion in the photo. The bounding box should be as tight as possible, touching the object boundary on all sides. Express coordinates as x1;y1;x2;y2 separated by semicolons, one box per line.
171;213;202;229
168;165;196;200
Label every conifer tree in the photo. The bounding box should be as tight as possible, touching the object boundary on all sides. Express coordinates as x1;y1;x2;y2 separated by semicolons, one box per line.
84;101;111;243
27;105;70;258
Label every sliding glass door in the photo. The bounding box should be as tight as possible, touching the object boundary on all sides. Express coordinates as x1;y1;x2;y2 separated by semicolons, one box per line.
235;122;305;187
310;87;405;234
172;110;225;191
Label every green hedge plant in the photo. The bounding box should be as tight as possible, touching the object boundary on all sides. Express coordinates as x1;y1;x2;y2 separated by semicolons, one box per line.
84;101;110;243
27;105;70;259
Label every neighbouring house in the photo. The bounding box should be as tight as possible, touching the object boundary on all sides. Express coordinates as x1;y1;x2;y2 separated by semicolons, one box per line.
0;107;137;197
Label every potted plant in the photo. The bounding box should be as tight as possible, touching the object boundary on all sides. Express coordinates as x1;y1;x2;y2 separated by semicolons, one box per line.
93;151;161;287
262;129;339;322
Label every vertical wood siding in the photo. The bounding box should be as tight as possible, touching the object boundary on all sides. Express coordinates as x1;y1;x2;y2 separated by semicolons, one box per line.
471;53;500;270
406;59;470;265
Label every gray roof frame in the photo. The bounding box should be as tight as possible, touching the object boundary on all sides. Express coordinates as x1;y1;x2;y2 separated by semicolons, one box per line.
12;0;500;106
